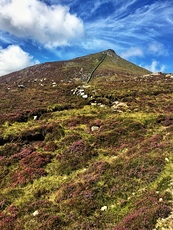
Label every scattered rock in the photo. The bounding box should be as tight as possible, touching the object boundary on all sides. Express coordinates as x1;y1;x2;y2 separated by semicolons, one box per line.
18;84;25;89
165;157;169;162
159;198;163;202
152;72;162;76
72;86;87;98
52;82;57;87
33;116;38;120
32;210;39;216
91;102;97;106
101;206;108;211
111;101;128;112
79;68;83;74
83;84;91;88
91;125;100;132
99;104;105;107
80;92;85;96
82;94;88;99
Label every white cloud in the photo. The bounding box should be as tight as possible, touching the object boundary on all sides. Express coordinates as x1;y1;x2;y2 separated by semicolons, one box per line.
147;41;168;56
0;45;39;76
84;0;173;54
144;60;166;73
81;38;117;51
0;0;84;48
121;47;144;59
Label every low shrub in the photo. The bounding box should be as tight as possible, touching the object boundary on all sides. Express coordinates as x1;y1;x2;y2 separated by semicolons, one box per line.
95;128;127;148
10;152;52;186
10;167;48;187
0;211;17;230
57;133;82;148
57;140;98;174
0;195;11;211
44;141;57;152
19;152;52;168
44;123;65;141
39;215;66;230
0;205;19;230
9;147;35;164
20;123;64;143
124;154;165;184
114;191;171;230
157;115;173;127
0;143;21;157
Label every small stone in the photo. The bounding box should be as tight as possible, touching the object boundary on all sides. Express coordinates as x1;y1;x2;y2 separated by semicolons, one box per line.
33;210;39;216
159;198;163;202
165;157;169;162
82;94;88;99
33;116;38;120
91;125;100;132
101;206;107;211
113;101;119;105
91;102;97;106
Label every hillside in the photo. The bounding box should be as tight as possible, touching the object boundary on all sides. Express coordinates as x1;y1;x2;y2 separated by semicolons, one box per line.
0;49;149;123
0;49;173;229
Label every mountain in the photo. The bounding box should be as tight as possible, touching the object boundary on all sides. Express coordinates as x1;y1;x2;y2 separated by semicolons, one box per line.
0;49;173;230
0;49;149;84
0;49;150;123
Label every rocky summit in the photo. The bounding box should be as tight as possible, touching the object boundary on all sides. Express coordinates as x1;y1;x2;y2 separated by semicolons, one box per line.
0;50;173;230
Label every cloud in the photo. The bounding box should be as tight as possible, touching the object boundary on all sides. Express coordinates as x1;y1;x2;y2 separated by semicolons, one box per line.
0;0;84;48
84;0;173;52
121;47;144;59
147;41;168;56
144;60;166;73
0;45;39;76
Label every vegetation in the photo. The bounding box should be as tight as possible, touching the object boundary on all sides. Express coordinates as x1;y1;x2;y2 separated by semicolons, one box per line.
0;50;173;229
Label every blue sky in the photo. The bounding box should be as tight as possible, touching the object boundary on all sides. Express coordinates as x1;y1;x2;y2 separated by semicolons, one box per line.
0;0;173;76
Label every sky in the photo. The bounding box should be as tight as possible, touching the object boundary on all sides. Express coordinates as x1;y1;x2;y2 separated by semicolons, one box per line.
0;0;173;76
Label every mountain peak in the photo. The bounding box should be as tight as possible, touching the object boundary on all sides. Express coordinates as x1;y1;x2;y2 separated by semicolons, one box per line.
104;49;117;57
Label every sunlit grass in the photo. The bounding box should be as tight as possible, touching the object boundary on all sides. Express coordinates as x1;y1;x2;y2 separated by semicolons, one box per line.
1;58;173;229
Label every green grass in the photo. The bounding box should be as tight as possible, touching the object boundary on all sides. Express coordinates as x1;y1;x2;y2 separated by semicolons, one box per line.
1;51;173;229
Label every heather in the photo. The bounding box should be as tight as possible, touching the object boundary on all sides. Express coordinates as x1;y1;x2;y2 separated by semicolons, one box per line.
0;50;173;229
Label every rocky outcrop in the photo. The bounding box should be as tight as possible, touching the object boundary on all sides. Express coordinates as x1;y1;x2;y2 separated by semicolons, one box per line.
71;86;88;99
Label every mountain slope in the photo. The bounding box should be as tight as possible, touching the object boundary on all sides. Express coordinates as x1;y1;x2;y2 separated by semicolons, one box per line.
0;50;173;230
0;49;150;123
0;49;149;85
